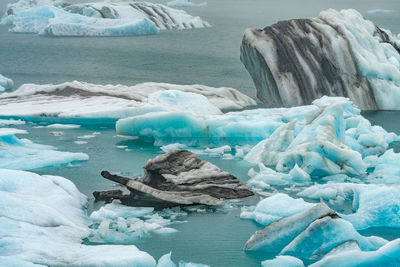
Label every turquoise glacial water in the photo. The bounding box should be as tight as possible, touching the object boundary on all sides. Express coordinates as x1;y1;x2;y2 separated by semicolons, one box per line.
1;0;400;266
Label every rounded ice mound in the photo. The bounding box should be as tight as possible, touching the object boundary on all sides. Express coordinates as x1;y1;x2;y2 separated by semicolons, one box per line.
147;90;222;115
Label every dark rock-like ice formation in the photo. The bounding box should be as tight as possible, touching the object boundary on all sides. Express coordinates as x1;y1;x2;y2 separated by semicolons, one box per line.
94;150;254;208
241;9;400;110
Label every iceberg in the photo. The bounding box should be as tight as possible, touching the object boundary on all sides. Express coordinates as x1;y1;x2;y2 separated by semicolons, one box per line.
0;74;13;92
298;183;400;230
0;81;255;122
157;252;210;267
0;127;88;170
1;0;210;36
0;168;156;266
241;9;400;110
245;203;387;261
167;0;207;7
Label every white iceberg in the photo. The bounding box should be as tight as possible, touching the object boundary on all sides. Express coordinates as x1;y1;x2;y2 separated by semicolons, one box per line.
262;256;304;267
0;81;255;122
0;127;88;170
0;74;13;92
167;0;207;7
157;252;210;267
0;168;156;266
1;0;210;36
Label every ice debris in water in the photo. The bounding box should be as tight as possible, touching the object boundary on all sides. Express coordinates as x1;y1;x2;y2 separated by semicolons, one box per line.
46;123;80;129
0;74;13;92
157;252;210;267
262;256;305;267
0;169;156;266
0;119;25;126
88;202;187;244
0;128;88;170
1;0;210;36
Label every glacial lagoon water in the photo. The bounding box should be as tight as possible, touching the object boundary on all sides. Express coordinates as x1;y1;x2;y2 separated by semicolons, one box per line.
1;0;400;266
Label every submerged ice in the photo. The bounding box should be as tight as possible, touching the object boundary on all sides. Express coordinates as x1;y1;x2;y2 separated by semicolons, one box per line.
1;0;210;36
0;128;88;170
241;9;400;110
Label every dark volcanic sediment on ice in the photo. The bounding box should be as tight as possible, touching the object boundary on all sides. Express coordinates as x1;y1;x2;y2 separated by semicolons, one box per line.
94;150;254;208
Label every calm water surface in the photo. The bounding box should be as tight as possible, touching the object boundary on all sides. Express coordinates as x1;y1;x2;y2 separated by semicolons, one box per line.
1;0;400;266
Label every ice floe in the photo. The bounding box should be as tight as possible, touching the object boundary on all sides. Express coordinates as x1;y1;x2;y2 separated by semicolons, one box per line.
0;81;255;122
0;127;88;170
46;123;81;129
1;0;210;36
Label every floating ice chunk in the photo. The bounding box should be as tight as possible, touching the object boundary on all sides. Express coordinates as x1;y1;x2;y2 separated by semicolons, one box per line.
46;123;80;129
0;81;253;121
0;169;156;266
0;129;88;170
74;140;88;145
367;9;395;14
0;119;25;126
298;183;400;230
280;214;386;260
167;0;207;7
0;74;13;92
157;252;177;267
240;193;315;226
261;256;304;267
310;238;400;267
244;203;333;252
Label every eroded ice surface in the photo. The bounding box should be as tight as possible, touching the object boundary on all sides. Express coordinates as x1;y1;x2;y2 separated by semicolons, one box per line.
0;74;13;92
0;127;88;170
1;0;210;36
298;183;400;230
0;169;156;266
0;81;255;122
241;9;400;110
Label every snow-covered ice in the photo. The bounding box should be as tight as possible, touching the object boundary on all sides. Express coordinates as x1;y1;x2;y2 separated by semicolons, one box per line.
0;169;156;266
1;0;210;36
46;123;81;129
0;127;88;170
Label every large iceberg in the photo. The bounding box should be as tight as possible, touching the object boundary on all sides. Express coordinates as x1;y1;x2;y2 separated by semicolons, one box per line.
0;127;88;170
167;0;207;7
1;0;210;36
0;74;13;92
0;168;156;266
116;96;399;181
241;9;400;110
0;81;255;122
